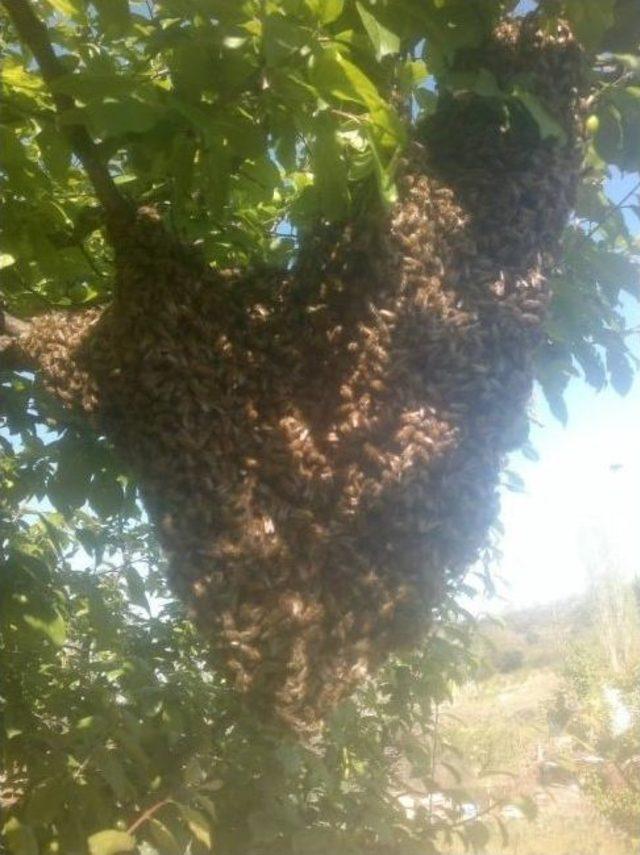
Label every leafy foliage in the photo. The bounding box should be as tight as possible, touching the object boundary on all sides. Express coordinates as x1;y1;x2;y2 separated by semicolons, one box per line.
1;384;509;853
553;571;640;843
1;0;639;852
1;1;638;407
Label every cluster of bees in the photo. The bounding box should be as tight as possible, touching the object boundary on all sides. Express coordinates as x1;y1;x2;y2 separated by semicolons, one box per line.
19;19;585;731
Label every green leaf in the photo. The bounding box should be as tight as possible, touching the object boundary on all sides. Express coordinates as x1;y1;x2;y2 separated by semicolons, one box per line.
61;99;161;138
0;253;16;269
448;69;502;98
606;346;634;395
356;3;400;60
512;87;567;144
52;72;135;100
92;0;131;36
37;125;71;180
311;46;382;110
124;565;150;612
306;0;344;24
177;804;211;848
312;114;349;219
574;342;606;390
25;779;66;825
611;53;640;73
45;0;82;17
96;750;135;800
594;104;623;165
2;818;38;855
193;792;217;821
368;128;397;205
398;59;428;93
565;0;616;51
49;448;93;512
89;473;124;518
503;469;525;493
87;830;136;855
591;250;639;297
0;59;43;93
148;819;181;855
23;610;67;646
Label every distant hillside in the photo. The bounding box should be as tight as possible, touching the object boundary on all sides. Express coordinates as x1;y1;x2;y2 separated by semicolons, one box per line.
435;584;639;854
473;596;589;677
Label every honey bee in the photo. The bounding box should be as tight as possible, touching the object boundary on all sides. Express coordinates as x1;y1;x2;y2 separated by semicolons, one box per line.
11;14;586;734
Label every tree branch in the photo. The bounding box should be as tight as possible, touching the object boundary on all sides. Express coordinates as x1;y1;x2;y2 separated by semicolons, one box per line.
127;798;172;835
585;178;640;240
0;311;34;371
1;0;132;226
1;312;31;338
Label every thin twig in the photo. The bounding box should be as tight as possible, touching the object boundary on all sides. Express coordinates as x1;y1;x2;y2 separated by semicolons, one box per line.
127;798;172;835
585;178;640;240
1;0;131;225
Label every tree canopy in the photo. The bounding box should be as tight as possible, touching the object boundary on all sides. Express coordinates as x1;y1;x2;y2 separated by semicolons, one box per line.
1;1;639;853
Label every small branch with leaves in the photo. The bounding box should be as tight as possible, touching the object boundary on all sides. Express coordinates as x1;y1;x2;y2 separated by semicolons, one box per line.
1;0;132;228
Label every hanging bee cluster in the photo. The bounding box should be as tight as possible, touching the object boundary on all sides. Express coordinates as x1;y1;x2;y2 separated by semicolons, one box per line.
18;18;585;731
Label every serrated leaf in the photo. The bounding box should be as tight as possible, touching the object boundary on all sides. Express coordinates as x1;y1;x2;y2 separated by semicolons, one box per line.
521;441;539;462
587;247;640;298
148;819;181;855
193;792;217;821
594;103;624;163
606;346;634;395
87;829;136;855
124;565;150;612
177;804;211;848
23;610;67;646
356;3;400;60
96;750;135;800
574;342;606;390
548;392;568;425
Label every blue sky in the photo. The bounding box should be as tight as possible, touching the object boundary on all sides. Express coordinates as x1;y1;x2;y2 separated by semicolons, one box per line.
489;170;640;610
452;0;640;611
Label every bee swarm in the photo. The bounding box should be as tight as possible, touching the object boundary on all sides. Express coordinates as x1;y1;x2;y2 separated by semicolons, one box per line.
17;19;585;731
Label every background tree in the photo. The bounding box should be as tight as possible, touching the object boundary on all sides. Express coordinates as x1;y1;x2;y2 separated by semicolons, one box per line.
1;0;639;853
